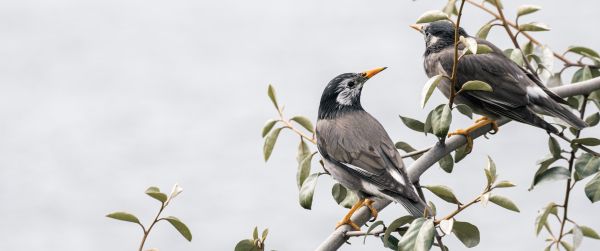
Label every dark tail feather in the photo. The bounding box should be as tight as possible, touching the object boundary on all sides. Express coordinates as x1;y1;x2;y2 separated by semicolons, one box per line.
533;98;588;129
396;196;431;217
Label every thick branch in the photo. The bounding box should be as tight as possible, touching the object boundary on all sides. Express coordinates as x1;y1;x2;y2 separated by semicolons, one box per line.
315;76;600;251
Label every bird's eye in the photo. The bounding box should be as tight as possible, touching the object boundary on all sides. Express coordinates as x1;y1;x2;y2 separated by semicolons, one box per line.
347;81;355;88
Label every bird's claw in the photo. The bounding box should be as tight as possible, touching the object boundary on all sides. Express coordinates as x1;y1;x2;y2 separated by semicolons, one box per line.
335;219;361;231
448;129;474;154
363;199;378;222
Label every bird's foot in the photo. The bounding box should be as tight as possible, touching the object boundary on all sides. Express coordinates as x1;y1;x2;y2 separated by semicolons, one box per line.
448;129;474;153
448;116;499;153
335;218;361;231
335;198;364;230
475;117;499;134
363;199;378;222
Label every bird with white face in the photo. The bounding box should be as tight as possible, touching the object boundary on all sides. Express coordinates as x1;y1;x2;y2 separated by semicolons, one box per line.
411;20;587;149
316;67;429;230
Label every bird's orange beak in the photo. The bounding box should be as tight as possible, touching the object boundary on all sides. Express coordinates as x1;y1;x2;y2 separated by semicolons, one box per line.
361;67;387;79
409;24;425;34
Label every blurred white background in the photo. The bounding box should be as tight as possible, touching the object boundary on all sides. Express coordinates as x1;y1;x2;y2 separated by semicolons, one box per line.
0;0;599;250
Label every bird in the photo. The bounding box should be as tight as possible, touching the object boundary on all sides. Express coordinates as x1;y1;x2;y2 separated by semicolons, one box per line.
410;21;587;148
316;67;428;230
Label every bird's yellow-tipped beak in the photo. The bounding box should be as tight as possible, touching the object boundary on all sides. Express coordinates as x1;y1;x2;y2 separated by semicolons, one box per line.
361;67;387;79
410;24;424;34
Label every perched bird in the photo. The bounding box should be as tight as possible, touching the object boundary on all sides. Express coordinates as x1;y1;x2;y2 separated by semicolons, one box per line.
410;21;587;145
316;67;428;230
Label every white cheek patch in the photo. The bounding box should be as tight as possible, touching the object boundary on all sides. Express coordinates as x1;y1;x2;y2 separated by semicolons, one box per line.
427;36;440;46
336;90;353;105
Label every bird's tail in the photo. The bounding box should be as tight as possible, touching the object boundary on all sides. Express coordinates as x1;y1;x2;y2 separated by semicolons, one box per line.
396;196;432;218
532;98;588;130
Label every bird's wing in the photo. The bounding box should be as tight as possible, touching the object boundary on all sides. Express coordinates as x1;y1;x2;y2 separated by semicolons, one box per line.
316;112;416;197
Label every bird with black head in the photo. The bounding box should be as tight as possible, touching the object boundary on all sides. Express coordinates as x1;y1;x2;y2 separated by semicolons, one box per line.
316;67;429;230
410;20;587;150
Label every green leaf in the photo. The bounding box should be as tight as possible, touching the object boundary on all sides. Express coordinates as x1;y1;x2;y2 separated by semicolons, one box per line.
421;75;444;108
460;36;478;55
585;112;600;127
452;221;480;248
395;141;421;160
414;219;435;251
253;226;259;240
548;136;561;158
476;22;493;39
234;239;259;251
442;0;457;16
454;144;470;163
423;185;460;204
560;241;574;251
145;187;168;203
338;189;359;209
504;48;525;66
297;152;316;188
397;217;426;251
523;41;534;56
431;104;452;138
460;80;493;92
572;137;600;146
535;203;556;235
263;127;283;161
106;211;141;224
533;166;570;187
516;5;541;17
267;84;278;109
493;180;516;188
261;228;269;241
572;66;593;83
455;104;473;119
438;153;454;173
427;201;437;216
290;116;314;133
364;220;384;244
383;216;415;247
566;46;600;60
416;10;450;24
485;156;497;185
585;173;600;203
164;216;192;241
575;153;600;181
400;116;426;132
299;173;322;209
262;119;278;137
518;22;550;32
331;183;348;205
580;225;600;239
489;195;520;212
547;73;563;87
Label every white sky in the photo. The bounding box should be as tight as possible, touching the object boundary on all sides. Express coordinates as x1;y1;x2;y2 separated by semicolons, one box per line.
0;0;599;250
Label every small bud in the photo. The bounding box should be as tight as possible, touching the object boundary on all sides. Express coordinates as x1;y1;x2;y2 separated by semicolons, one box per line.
167;183;183;203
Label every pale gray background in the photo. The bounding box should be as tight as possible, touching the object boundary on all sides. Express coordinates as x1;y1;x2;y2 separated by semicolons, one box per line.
0;0;599;250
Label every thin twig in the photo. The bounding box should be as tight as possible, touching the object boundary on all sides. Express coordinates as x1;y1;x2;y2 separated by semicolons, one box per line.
401;147;432;159
276;107;317;144
556;95;589;248
464;0;588;67
492;1;538;76
138;202;166;251
345;229;385;237
448;0;467;108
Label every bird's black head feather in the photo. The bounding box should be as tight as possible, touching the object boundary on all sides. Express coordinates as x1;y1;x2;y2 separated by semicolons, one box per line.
422;20;469;55
318;73;367;120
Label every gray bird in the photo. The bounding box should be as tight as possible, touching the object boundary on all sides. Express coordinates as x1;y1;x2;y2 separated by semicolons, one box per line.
411;21;587;144
316;67;427;230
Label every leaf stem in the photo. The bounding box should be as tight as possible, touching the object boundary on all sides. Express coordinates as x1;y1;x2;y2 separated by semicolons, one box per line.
276;107;317;144
139;202;167;251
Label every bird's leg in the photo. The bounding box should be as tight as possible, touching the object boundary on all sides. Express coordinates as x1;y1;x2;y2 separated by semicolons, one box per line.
363;199;378;222
447;116;499;153
335;199;364;230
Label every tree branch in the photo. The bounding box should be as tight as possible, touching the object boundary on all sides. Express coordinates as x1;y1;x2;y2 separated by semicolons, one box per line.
314;76;600;251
